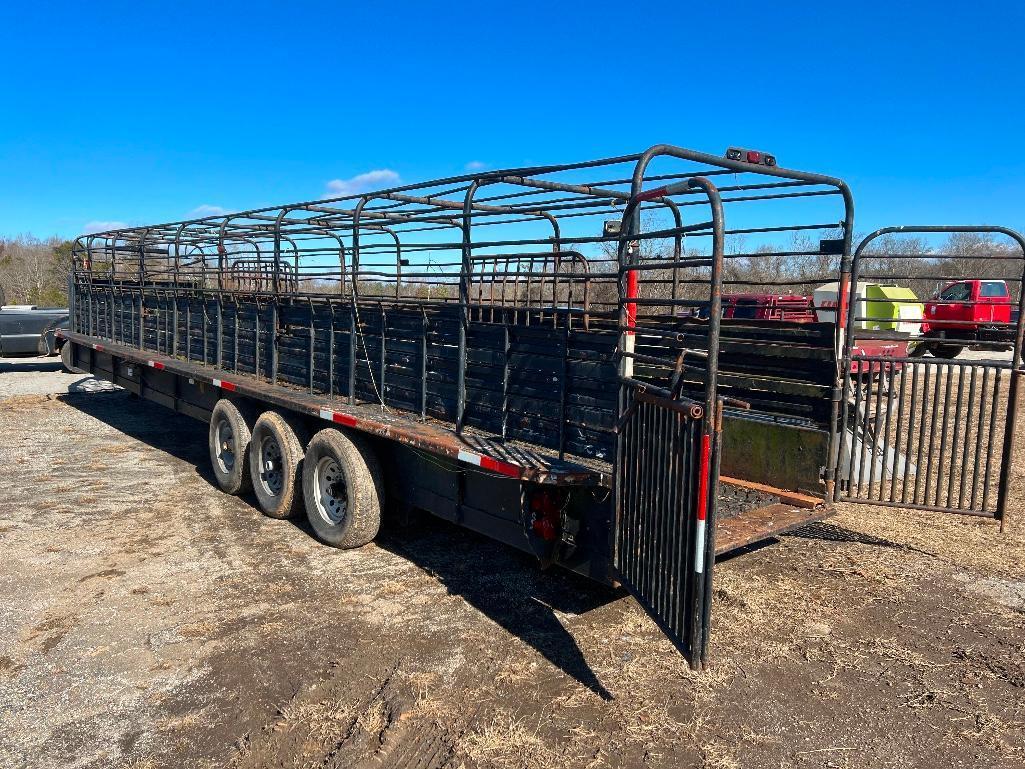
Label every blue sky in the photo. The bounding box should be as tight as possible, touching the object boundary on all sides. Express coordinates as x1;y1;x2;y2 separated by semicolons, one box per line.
1;1;1023;240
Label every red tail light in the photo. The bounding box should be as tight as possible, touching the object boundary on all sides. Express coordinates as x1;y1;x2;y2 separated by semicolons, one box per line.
529;488;565;541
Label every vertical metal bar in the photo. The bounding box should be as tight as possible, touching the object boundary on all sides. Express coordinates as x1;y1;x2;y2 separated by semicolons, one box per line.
922;364;943;506
172;293;178;357
911;364;932;504
998;229;1025;529
558;323;568;459
981;367;1002;514
889;363;909;503
420;309;428;419
866;362;886;496
328;300;336;397
254;302;261;378
456;181;481;434
232;298;239;373
309;299;316;394
270;302;278;384
853;373;867;496
933;363;955;507
379;304;387;406
877;362;897;501
216;293;223;368
945;365;967;508
501;324;510;440
206;297;212;365
958;365;979;510
699;400;724;668
971;367;990;510
652;405;666;618
901;362;920;504
348;304;357;404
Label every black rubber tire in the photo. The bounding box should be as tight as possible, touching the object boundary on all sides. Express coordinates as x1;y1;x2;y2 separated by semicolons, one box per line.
38;333;56;356
60;342;80;373
249;410;307;519
929;343;963;360
302;428;383;548
208;399;254;496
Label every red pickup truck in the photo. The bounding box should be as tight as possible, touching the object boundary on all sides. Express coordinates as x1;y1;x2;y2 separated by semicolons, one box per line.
920;279;1014;359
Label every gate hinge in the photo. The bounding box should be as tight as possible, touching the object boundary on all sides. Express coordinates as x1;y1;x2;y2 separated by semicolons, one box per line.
830;386;843;402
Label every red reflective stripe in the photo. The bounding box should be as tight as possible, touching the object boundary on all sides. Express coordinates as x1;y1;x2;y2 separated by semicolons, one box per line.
332;412;357;428
149;361;165;370
93;343;104;351
625;270;638;334
696;433;711;522
479;455;521;478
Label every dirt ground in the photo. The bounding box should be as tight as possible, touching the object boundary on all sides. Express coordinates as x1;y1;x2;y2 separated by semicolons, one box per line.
2;355;1024;769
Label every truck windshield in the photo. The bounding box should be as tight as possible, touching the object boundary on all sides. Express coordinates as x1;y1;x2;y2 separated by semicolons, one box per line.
939;283;971;301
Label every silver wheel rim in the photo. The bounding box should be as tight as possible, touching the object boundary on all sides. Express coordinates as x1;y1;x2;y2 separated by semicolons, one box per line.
215;418;235;474
314;455;348;525
259;435;284;495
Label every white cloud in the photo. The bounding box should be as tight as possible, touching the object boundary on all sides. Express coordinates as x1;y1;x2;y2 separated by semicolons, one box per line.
465;160;488;171
324;169;400;197
83;220;129;234
189;204;230;217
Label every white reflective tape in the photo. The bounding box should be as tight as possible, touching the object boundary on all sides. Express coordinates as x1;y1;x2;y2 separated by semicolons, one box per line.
319;409;333;421
457;450;481;466
694;519;707;574
212;378;222;388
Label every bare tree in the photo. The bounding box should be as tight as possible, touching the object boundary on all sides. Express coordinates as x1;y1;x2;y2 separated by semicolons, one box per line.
0;235;74;306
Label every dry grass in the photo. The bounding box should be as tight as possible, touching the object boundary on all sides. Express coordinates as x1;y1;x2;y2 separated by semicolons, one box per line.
460;709;559;769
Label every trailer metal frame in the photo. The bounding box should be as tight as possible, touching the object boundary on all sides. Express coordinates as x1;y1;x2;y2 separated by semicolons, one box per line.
65;143;863;667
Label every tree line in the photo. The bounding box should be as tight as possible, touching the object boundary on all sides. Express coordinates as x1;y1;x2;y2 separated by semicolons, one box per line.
0;236;74;306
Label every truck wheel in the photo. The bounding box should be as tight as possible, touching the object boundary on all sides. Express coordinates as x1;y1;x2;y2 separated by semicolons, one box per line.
60;342;81;373
209;399;254;496
302;428;383;548
250;410;307;519
930;344;963;360
38;332;57;356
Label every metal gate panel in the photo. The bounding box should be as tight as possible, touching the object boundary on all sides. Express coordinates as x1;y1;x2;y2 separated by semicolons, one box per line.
836;358;1010;515
613;390;713;667
835;226;1025;525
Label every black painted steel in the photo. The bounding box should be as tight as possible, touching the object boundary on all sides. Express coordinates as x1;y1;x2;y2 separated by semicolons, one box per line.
835;226;1025;526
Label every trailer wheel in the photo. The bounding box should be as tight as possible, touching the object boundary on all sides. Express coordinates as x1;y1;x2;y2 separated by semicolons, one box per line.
250;410;307;519
209;399;254;496
302;428;383;548
60;342;81;374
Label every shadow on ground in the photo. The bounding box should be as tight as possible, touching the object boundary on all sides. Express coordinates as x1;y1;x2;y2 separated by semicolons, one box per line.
59;389;618;699
378;517;618;700
785;520;937;556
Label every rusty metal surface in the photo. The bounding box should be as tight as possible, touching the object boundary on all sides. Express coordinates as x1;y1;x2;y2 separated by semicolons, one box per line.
714;503;833;555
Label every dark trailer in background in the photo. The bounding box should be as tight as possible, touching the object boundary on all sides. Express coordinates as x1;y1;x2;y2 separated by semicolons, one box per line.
59;143;1022;667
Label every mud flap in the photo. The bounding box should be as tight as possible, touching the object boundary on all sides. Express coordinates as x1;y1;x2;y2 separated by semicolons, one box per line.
612;389;718;669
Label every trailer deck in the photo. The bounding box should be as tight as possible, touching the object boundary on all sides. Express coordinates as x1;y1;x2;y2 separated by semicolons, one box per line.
61;328;832;556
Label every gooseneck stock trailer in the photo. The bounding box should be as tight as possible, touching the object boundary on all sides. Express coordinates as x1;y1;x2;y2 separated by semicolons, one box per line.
59;144;1025;667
